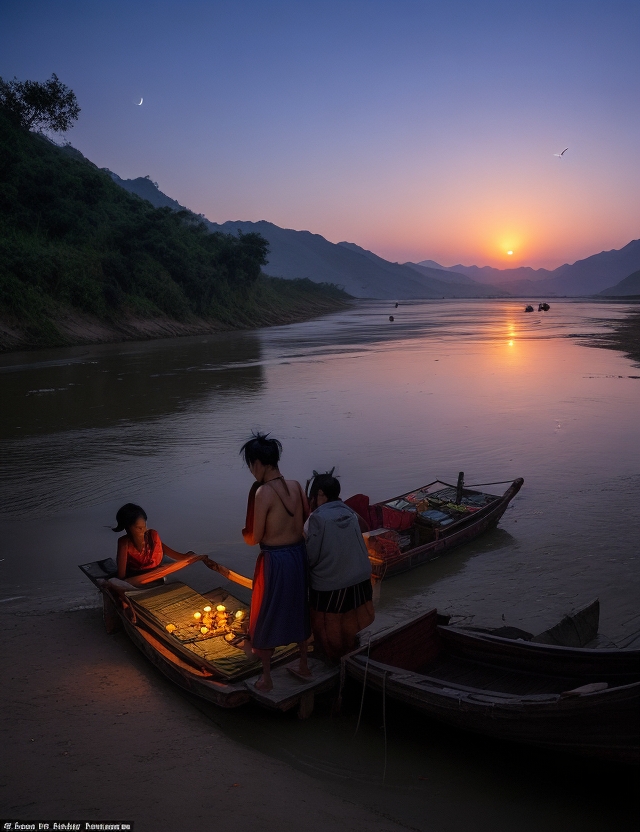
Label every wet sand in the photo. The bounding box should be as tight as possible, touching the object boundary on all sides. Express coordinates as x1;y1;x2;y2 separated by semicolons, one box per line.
0;606;406;832
587;305;640;364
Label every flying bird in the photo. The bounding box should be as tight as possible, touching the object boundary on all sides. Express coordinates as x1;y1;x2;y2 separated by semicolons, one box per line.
137;98;143;106
554;147;568;157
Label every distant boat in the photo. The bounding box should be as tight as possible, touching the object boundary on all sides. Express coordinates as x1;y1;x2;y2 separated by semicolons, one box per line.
343;605;640;762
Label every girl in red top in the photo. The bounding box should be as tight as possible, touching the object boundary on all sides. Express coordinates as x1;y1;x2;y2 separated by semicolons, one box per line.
113;503;201;583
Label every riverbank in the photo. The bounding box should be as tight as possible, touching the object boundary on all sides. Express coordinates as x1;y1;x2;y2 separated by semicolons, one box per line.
0;605;406;832
587;304;640;365
0;278;352;352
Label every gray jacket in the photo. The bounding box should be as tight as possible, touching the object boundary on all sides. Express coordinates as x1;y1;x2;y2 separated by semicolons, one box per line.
304;500;372;592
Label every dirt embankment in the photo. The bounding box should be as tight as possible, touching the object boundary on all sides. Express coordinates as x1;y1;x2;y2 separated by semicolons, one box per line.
0;295;351;353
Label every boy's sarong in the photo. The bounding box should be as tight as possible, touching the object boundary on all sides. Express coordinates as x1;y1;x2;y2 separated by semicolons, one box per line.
309;578;375;661
249;541;310;650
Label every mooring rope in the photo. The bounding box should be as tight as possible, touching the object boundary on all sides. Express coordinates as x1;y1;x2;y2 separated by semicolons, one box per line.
354;635;372;737
382;670;388;786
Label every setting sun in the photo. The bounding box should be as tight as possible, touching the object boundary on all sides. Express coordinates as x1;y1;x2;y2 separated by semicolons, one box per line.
507;250;513;255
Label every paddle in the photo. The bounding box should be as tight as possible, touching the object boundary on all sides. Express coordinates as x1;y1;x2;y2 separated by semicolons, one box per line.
131;553;204;585
126;553;253;591
203;557;254;590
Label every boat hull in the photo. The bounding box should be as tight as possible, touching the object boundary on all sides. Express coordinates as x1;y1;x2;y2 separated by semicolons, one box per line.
344;610;640;762
370;478;523;581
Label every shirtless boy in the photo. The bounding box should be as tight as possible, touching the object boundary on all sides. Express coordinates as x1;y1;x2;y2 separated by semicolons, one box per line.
240;433;311;691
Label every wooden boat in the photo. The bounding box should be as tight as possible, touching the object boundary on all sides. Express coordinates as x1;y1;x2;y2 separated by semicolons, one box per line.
343;608;640;762
79;558;338;714
345;476;524;581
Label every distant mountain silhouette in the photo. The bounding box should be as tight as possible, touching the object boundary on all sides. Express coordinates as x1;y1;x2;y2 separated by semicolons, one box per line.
106;171;188;211
204;222;508;299
598;269;640;297
406;261;479;286
421;241;640;296
106;175;507;298
417;258;449;271
107;169;638;299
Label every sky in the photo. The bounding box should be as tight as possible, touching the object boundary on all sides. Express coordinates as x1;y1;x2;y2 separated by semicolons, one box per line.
1;0;639;269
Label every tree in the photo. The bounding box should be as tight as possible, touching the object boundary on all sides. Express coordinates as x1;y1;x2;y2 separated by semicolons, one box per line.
0;73;80;134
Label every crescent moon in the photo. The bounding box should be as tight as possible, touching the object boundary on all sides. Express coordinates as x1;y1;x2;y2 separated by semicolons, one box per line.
138;98;143;106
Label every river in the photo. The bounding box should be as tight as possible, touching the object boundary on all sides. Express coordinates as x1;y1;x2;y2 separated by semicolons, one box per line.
1;298;638;829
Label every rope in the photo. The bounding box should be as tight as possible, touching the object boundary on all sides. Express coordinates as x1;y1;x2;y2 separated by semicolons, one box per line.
382;670;388;786
354;636;372;736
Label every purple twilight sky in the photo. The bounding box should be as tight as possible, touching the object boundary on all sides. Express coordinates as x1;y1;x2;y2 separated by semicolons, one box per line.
2;0;639;268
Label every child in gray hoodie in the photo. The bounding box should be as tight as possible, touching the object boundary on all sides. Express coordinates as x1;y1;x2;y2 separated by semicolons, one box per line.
304;472;375;660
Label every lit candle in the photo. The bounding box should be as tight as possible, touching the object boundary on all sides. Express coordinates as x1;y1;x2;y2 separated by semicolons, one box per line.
193;611;202;620
216;604;226;613
200;626;209;634
224;633;235;642
235;610;244;620
203;605;212;613
165;624;177;633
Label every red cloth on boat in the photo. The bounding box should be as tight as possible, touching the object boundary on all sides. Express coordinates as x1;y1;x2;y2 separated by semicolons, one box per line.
344;494;415;532
124;529;163;573
380;505;415;531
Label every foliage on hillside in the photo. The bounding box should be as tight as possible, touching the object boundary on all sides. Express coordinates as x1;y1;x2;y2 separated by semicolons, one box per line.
0;110;349;347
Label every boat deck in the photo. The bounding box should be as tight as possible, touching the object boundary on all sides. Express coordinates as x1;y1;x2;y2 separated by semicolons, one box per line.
244;657;340;717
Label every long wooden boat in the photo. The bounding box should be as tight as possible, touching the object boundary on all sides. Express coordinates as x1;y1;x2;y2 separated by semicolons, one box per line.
79;559;338;713
345;476;524;581
343;608;640;763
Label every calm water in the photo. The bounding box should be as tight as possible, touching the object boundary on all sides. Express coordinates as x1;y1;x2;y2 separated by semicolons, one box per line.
1;298;638;829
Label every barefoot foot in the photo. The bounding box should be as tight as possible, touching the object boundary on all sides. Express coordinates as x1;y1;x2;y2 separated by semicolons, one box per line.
287;664;313;682
254;675;273;692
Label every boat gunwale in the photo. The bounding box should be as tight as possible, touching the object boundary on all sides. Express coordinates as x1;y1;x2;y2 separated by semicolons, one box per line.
368;478;524;579
347;652;640;706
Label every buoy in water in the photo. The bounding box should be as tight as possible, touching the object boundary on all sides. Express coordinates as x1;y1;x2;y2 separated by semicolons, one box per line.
389;315;394;322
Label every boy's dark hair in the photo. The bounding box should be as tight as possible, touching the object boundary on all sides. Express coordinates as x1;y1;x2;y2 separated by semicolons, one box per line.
113;503;147;533
307;471;341;503
240;432;282;468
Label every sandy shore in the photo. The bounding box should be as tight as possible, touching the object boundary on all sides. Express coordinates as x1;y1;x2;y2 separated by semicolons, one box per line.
588;305;640;365
0;606;407;832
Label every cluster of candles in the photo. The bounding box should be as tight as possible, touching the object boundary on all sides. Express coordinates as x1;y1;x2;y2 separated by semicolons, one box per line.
165;604;246;639
191;604;246;640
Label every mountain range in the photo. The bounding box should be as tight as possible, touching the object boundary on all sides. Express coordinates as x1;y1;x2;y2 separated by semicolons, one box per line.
108;171;640;300
420;240;640;296
598;269;640;297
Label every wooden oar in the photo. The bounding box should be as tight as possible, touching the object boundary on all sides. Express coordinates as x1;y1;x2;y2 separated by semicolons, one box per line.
203;557;253;590
131;553;204;585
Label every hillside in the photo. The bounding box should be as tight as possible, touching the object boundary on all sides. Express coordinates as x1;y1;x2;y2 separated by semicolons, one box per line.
0;112;350;350
422;240;640;296
599;269;640;297
204;222;507;299
104;175;507;299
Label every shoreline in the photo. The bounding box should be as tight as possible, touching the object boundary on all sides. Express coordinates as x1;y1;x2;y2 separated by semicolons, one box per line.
0;605;407;832
586;305;640;365
0;295;353;354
